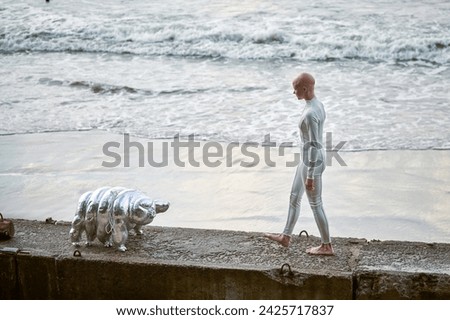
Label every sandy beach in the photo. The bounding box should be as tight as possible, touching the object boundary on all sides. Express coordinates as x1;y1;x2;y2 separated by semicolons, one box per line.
0;130;448;243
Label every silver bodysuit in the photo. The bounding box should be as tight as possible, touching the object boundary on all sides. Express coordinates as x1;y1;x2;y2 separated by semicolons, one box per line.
282;97;331;244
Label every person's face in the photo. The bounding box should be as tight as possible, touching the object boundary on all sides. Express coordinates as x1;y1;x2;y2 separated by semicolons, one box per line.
292;82;305;100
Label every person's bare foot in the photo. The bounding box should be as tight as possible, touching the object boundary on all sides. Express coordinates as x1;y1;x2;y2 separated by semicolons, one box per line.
306;243;334;255
264;233;291;247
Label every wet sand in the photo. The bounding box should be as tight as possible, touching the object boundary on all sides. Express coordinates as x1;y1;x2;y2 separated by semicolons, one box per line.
0;130;449;243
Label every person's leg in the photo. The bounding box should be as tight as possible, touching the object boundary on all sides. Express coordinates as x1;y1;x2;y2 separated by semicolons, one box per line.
265;164;306;247
306;175;330;243
305;174;334;255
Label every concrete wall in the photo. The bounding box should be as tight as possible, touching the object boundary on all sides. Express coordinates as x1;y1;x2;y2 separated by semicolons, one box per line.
1;251;449;299
1;220;449;299
1;253;353;299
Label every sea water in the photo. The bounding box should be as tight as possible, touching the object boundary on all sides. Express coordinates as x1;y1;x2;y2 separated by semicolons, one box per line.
1;0;449;150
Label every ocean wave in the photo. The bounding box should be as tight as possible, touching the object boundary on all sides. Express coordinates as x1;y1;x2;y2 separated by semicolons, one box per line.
37;78;268;96
1;5;449;65
2;29;448;65
38;78;148;95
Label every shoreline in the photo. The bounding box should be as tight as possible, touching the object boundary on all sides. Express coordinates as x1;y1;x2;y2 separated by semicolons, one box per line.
0;130;449;243
2;129;450;152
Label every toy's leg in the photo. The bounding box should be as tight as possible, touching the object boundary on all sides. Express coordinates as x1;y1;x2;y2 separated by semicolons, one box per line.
134;225;144;235
70;191;91;246
113;215;129;252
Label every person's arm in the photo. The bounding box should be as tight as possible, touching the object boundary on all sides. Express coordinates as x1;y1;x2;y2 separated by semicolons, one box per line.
305;112;321;180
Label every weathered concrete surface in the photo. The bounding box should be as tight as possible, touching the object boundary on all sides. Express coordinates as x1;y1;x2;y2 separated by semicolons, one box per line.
0;219;449;299
355;240;450;299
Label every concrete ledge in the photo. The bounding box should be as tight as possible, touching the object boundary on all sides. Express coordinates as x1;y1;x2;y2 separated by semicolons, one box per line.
0;220;449;299
355;270;450;299
354;239;450;299
55;259;352;299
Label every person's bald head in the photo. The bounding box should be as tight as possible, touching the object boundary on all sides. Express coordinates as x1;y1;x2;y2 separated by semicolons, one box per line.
292;72;315;100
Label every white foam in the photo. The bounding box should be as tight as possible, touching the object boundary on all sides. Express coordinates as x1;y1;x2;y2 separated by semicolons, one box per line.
1;0;449;64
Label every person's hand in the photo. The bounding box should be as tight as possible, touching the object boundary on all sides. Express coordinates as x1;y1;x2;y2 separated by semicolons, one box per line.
305;178;315;191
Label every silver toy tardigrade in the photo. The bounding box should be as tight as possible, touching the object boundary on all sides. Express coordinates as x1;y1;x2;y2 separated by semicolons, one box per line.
69;187;169;251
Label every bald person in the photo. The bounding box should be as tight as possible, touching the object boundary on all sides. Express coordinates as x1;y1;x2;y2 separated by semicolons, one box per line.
265;72;334;255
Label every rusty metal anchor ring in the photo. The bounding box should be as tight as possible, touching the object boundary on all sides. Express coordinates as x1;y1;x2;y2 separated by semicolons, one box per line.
280;263;294;277
299;230;309;238
73;249;82;257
